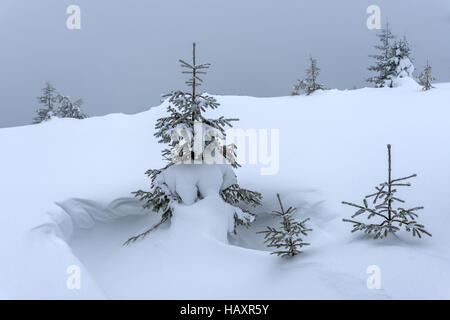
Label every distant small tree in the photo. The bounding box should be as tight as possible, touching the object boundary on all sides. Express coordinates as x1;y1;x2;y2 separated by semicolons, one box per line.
295;56;325;95
418;61;435;91
368;22;396;88
258;194;312;257
56;95;88;119
33;83;87;122
342;144;431;239
33;82;57;124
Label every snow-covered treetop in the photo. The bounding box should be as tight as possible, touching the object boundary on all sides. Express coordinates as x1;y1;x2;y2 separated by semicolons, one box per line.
155;43;238;164
389;37;414;81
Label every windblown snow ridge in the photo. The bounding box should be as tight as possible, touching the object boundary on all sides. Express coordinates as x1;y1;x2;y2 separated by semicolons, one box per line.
33;198;149;242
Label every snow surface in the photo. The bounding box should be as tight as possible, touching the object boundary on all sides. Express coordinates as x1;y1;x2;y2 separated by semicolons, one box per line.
1;79;450;299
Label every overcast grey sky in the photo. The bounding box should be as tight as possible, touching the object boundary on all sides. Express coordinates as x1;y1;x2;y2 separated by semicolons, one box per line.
0;0;449;128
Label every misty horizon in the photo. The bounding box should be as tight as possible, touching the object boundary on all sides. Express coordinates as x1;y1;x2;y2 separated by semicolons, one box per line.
1;0;449;128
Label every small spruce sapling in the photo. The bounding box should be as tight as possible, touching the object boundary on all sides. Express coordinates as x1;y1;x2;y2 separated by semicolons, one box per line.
258;194;312;257
342;144;431;239
418;61;435;91
294;56;325;96
126;43;262;245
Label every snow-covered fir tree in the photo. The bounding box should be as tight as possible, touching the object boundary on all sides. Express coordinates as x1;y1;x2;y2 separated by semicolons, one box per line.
418;60;435;91
294;56;325;95
367;22;396;88
388;37;414;85
126;43;262;245
56;95;88;119
33;82;57;124
258;194;312;257
342;144;431;239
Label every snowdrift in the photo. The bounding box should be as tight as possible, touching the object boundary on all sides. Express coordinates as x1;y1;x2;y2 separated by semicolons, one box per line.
1;81;450;299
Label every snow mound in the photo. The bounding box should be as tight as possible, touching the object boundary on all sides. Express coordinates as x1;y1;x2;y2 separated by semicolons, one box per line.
391;76;420;89
158;164;236;205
